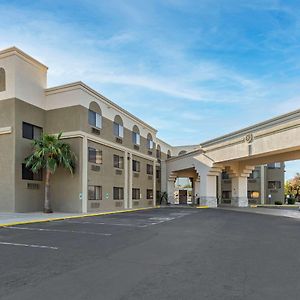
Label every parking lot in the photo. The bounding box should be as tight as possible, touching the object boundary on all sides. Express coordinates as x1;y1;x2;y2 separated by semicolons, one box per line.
1;207;300;299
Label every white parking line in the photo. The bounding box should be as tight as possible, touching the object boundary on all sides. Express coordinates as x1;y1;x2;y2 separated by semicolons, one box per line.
66;221;145;227
0;241;58;250
5;226;112;236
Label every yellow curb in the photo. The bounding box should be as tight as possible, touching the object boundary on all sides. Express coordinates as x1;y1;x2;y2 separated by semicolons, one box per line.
0;206;159;228
250;205;258;208
254;204;299;208
196;206;209;209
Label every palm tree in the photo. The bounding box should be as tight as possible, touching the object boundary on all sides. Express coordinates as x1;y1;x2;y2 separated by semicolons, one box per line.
25;132;76;213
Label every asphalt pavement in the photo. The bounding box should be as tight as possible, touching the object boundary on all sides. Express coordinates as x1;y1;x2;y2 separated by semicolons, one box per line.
0;207;300;300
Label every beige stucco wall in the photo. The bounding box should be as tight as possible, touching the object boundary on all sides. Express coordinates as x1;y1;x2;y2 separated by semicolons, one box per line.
0;99;15;211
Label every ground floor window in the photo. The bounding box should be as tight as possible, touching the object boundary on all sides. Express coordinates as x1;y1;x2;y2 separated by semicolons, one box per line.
248;191;260;199
22;164;43;181
222;191;231;199
88;186;102;200
132;188;140;200
113;187;124;200
147;189;153;199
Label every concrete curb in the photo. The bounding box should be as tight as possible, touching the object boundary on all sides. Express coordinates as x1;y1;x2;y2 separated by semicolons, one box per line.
0;206;159;228
250;204;299;209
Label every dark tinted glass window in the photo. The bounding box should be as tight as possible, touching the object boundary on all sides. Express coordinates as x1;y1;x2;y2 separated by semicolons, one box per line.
22;164;42;181
22;122;42;140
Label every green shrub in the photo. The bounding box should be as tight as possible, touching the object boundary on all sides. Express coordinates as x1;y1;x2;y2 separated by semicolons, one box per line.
287;197;296;205
275;201;283;205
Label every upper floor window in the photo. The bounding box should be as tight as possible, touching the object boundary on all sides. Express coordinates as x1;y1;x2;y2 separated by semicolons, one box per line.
249;169;260;179
147;133;154;150
132;125;140;145
156;145;161;159
147;164;153;175
167;150;171;159
113;154;124;169
114;115;124;138
88;102;102;129
0;68;5;92
88;147;103;164
132;160;140;172
268;181;281;189
268;162;281;169
22;122;42;140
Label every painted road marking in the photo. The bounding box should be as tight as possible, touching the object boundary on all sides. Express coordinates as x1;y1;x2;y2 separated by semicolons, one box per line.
66;221;146;228
0;241;58;250
5;226;112;236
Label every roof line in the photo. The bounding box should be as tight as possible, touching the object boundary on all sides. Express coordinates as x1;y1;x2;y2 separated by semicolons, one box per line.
0;46;48;70
201;107;300;147
46;81;158;133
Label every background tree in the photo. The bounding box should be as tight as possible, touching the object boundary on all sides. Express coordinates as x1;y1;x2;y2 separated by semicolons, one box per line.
25;133;76;213
285;173;300;201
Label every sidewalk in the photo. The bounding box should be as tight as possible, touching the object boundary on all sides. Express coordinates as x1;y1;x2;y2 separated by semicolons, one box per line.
0;207;156;227
218;206;300;220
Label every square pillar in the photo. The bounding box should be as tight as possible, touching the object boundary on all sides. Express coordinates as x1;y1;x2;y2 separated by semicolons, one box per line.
167;180;175;204
199;175;218;207
231;176;248;207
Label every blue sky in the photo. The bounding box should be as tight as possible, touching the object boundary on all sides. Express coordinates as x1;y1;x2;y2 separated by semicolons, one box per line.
0;0;300;179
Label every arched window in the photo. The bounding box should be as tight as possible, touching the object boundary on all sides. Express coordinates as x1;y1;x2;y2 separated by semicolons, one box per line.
178;150;187;156
88;102;102;128
156;144;161;159
132;125;140;145
114;115;124;138
0;68;5;92
167;150;171;159
147;133;154;150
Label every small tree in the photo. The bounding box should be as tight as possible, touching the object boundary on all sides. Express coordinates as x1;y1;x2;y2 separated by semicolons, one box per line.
285;173;300;201
25;133;76;213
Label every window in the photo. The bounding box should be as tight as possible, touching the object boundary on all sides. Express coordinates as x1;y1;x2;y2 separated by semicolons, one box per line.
221;172;230;180
167;150;171;159
132;188;140;200
113;155;124;169
248;191;260;199
222;191;231;199
0;68;5;92
113;187;124;200
132;132;140;145
89;110;102;128
156;145;161;159
22;122;42;140
132;160;140;172
88;186;102;200
88;147;102;164
147;189;153;200
22;164;43;181
249;170;260;179
114;115;124;138
132;125;140;145
268;181;281;189
268;162;281;169
147;133;154;149
156;169;161;179
147;164;153;175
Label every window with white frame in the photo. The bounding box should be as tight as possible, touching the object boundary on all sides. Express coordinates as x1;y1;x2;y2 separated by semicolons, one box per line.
113;154;124;169
88;186;102;200
88;110;102;128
